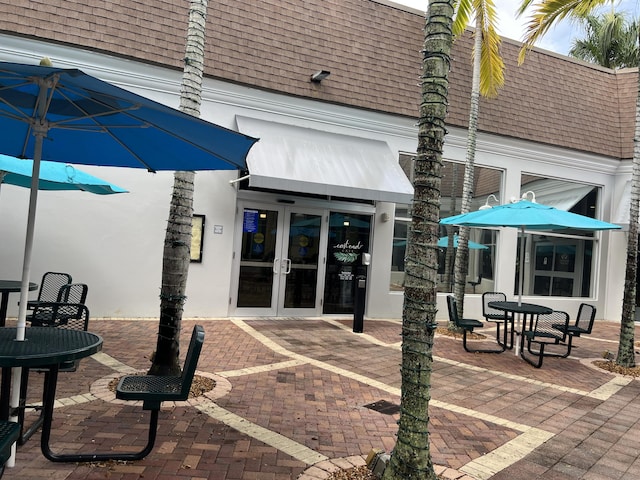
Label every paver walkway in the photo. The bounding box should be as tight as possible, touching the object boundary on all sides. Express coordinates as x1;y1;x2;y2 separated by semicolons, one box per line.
3;316;640;479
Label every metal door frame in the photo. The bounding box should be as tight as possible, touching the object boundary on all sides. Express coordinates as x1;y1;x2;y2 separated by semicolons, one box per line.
230;200;328;316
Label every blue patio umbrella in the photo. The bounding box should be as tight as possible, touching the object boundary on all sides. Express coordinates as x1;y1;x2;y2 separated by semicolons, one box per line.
0;155;127;194
0;61;257;452
437;235;488;250
0;60;258;343
440;199;620;304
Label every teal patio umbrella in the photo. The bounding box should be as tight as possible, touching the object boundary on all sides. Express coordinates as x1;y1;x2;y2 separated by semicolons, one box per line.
437;235;488;250
0;154;127;194
440;199;621;304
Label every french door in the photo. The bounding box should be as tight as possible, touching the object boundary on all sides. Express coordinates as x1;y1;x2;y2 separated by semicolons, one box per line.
530;238;585;297
232;203;327;316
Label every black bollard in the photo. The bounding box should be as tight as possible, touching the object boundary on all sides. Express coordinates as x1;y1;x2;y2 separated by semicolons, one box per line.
353;275;366;333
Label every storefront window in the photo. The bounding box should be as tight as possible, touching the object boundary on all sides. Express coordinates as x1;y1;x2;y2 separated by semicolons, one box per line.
517;175;599;298
391;156;502;293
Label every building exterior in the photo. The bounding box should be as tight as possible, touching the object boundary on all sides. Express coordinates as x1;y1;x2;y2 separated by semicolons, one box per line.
0;0;634;322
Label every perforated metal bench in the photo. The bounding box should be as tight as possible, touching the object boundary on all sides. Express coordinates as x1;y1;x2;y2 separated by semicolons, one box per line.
42;325;205;463
0;421;19;478
446;295;504;353
521;311;570;368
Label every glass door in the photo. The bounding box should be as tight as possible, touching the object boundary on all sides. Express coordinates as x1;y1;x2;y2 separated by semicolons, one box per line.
278;211;326;314
323;212;371;314
531;238;585;297
232;203;326;316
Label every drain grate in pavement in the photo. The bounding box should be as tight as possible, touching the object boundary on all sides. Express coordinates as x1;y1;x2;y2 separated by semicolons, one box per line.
364;399;400;415
276;371;296;383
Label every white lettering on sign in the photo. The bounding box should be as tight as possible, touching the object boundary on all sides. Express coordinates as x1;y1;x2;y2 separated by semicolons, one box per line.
333;240;363;251
339;271;354;281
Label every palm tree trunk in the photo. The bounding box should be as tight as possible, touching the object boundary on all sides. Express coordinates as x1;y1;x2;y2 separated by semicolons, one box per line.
617;44;640;367
150;0;208;376
381;1;454;478
453;17;482;317
443;163;457;292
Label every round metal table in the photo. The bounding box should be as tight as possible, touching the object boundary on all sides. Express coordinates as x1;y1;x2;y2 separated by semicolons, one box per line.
0;327;102;370
488;301;553;355
0;327;102;460
0;281;38;327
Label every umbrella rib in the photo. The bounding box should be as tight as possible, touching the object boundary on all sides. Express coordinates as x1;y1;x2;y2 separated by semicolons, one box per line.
55;82;249;168
125;110;248;167
43;85;200;171
0;64;255;172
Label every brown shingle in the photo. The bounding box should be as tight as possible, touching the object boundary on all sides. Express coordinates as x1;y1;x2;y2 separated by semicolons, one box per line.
0;0;634;159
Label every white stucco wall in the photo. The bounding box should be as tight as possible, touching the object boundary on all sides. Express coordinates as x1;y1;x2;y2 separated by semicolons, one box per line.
0;34;628;322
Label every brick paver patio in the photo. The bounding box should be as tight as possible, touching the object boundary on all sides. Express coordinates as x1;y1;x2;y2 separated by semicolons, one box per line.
3;316;640;479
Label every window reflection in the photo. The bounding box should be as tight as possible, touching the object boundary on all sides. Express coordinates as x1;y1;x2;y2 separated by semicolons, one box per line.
518;174;598;298
391;156;502;293
390;159;603;299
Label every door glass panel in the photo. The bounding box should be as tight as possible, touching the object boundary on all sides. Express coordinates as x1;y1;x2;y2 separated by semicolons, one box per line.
533;275;550;295
552;277;574;296
528;237;588;298
554;245;576;272
284;213;321;308
237;208;278;308
323;212;371;314
518;174;599;298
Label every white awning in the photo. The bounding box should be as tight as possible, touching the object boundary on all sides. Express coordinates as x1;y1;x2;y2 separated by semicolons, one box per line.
522;178;594;211
235;116;413;204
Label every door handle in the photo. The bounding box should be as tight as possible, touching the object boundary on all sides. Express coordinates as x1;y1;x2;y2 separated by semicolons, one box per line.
284;258;292;274
273;258;279;274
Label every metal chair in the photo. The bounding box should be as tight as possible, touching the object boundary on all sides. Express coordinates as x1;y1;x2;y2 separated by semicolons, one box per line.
27;283;87;327
42;325;205;463
26;272;72;310
18;303;90;444
551;303;596;358
467;274;482;293
521;310;570;368
446;295;504;353
482;292;515;349
0;421;19;478
56;283;88;304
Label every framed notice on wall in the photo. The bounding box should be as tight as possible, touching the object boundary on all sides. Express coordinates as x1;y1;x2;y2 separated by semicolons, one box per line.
191;214;205;263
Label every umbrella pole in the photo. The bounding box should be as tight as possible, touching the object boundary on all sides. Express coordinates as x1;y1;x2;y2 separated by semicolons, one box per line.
8;134;44;467
514;227;526;356
15;141;42;340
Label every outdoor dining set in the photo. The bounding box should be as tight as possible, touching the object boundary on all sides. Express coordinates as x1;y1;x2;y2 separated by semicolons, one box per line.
0;58;252;476
0;271;205;476
446;291;597;368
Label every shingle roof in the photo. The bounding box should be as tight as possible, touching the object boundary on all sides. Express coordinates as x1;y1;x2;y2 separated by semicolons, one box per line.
1;0;634;159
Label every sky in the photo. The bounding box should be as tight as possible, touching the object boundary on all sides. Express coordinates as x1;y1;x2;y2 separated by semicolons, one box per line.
390;0;640;56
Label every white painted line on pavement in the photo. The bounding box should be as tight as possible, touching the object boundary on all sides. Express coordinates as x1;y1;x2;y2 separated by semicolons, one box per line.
195;401;328;465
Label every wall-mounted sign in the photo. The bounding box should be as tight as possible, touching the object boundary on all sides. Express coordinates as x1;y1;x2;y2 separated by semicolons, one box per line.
190;214;205;263
243;209;259;233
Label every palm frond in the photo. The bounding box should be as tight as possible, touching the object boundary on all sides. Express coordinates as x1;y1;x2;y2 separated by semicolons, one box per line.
518;0;611;64
453;0;473;37
567;10;639;69
476;0;504;97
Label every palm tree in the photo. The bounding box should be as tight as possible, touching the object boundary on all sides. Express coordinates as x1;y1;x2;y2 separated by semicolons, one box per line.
381;1;454;478
451;0;504;318
517;0;637;368
569;11;639;68
149;0;209;376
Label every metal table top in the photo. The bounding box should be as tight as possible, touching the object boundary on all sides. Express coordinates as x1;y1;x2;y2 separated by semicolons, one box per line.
0;281;38;293
0;327;102;368
488;301;553;316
